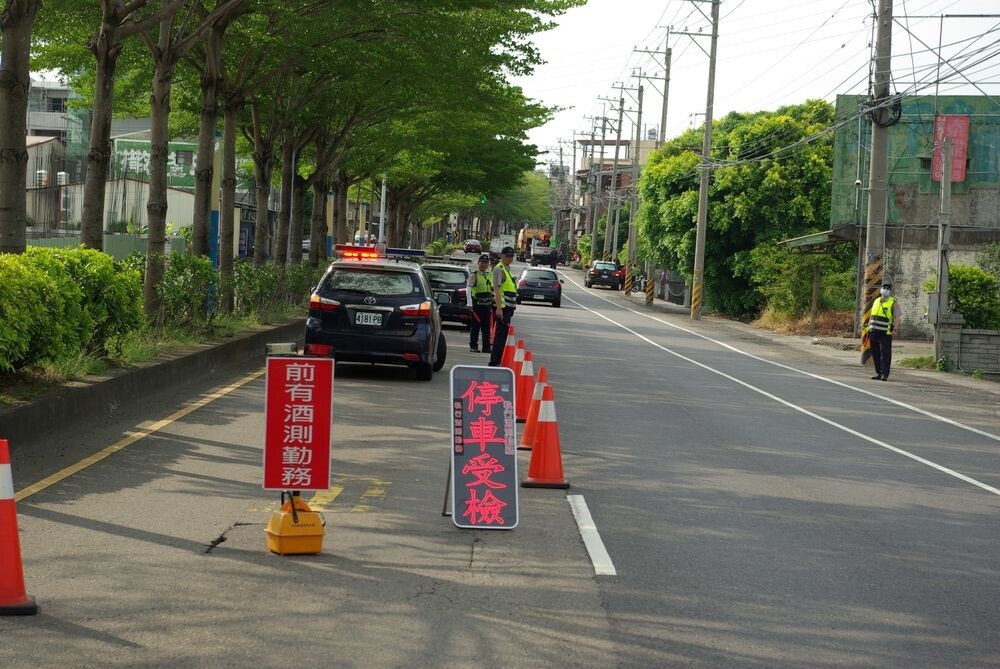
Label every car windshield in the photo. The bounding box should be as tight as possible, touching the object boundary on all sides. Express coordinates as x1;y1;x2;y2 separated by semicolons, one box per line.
423;268;468;286
523;270;557;281
323;269;420;296
593;262;616;271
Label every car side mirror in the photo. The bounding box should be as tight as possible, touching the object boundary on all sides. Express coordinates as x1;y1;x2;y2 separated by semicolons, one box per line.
435;293;450;305
559;279;564;284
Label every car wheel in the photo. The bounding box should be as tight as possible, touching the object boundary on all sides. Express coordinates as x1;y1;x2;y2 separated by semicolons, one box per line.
553;298;561;308
584;281;591;288
415;362;433;381
432;333;447;372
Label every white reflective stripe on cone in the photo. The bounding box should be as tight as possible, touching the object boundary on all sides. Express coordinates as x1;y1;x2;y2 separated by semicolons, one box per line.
537;401;557;422
0;464;13;500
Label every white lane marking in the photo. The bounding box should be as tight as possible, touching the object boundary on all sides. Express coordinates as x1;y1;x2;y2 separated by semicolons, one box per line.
562;292;1000;498
568;494;617;576
561;278;1000;445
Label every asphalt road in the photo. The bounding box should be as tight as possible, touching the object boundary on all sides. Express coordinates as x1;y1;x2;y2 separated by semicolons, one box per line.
4;262;1000;668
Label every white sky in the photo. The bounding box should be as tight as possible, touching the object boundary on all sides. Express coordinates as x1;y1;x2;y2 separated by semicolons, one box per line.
513;0;1000;166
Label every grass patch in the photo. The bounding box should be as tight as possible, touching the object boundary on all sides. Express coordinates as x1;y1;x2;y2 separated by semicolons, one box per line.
752;308;855;337
897;354;936;370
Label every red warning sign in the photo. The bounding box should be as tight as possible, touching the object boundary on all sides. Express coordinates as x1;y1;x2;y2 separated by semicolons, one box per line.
263;357;333;491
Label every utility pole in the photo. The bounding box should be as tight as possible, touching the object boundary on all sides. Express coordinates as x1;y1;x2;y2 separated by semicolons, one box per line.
571;135;580;249
863;0;893;320
586;124;597;248
933;139;952;362
599;95;626;261
635;28;671;147
688;0;720;319
626;82;643;293
586;114;608;257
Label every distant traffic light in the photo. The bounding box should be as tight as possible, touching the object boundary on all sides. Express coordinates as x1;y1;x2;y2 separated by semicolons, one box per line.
479;195;487;204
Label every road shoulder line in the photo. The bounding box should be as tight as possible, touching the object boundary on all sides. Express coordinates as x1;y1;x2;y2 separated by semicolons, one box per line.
568;494;617;576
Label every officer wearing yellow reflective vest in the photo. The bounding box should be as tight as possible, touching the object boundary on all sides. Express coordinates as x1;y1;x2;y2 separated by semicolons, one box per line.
488;246;518;367
867;282;901;381
468;254;494;353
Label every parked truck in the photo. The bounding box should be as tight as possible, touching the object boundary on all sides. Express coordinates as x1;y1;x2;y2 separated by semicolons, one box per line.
516;228;549;263
528;239;559;268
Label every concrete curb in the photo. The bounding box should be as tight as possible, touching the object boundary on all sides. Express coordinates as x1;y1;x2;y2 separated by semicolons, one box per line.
0;320;304;449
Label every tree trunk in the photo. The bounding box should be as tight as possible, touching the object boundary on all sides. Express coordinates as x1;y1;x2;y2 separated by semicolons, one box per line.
273;137;293;265
190;22;225;257
80;30;121;251
309;180;327;265
219;104;238;313
251;105;273;267
289;175;306;266
143;59;174;320
0;0;39;254
336;173;349;245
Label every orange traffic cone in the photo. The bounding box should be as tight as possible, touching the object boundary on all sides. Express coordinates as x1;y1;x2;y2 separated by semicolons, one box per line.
516;351;535;423
0;440;38;615
521;386;570;489
508;339;525;375
500;330;517;369
518;366;548;450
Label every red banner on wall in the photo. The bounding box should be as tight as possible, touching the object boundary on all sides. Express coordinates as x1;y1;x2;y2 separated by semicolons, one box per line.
931;114;969;183
263;357;333;491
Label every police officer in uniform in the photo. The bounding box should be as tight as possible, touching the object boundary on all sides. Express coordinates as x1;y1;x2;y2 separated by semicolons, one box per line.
468;254;494;352
868;281;901;381
488;246;518;367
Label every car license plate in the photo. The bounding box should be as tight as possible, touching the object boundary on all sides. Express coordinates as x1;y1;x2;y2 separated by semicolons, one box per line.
355;311;382;326
533;293;545;300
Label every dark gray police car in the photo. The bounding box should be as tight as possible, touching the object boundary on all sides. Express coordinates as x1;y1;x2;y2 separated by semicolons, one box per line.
304;246;448;380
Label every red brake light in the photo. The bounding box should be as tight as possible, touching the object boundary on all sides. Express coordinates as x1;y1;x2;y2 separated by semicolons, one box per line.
309;294;341;311
305;343;333;356
400;301;432;317
518;279;527;287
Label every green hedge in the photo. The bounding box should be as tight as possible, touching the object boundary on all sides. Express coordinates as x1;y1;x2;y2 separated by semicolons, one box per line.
1;247;324;372
0;247;142;371
949;265;1000;329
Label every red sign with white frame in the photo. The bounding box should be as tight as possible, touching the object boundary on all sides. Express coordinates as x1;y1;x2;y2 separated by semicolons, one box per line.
931;114;969;183
263;356;333;491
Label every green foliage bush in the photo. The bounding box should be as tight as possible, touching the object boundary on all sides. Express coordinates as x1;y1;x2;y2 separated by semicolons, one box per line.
947;265;1000;329
284;261;325;306
157;252;219;327
23;247;142;353
745;244;855;318
0;256;55;371
19;248;91;359
232;260;283;317
0;247;143;371
978;243;1000;278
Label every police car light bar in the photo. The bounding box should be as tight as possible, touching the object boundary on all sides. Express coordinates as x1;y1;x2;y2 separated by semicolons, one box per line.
384;247;426;260
334;244;428;262
333;244;381;261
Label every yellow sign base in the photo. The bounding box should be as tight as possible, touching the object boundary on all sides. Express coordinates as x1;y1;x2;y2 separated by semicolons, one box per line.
265;495;325;556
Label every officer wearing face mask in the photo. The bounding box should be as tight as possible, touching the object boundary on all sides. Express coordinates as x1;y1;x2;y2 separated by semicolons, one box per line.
867;282;901;381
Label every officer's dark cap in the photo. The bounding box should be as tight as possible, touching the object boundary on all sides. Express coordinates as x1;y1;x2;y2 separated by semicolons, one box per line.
478;254;490;262
501;246;515;256
882;282;892;289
